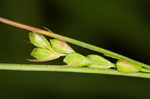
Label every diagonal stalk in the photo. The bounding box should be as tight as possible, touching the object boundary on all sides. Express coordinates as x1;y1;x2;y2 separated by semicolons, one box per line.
0;17;150;69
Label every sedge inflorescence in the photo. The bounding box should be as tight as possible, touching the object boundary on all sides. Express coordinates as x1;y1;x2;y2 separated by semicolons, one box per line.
29;32;149;73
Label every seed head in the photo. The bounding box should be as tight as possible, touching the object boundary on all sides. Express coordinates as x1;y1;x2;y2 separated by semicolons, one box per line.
50;39;74;54
64;53;91;66
116;60;142;73
30;48;60;62
29;32;52;50
87;54;115;69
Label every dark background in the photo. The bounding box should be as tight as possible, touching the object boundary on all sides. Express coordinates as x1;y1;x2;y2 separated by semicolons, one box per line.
0;0;150;99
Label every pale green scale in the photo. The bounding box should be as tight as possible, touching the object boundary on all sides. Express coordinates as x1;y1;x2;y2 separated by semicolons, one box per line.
87;54;115;69
29;32;53;51
116;60;143;73
64;53;91;66
50;39;75;54
31;48;60;60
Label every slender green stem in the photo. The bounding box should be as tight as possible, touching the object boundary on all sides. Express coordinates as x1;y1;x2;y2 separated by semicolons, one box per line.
0;63;150;79
0;17;149;70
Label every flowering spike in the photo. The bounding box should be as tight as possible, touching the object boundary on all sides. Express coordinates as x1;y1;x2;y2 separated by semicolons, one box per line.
63;53;91;66
87;54;115;69
30;48;60;62
50;39;75;54
116;60;143;73
29;32;52;50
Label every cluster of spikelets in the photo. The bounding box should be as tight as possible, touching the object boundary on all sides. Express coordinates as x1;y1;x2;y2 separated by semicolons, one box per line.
29;32;149;73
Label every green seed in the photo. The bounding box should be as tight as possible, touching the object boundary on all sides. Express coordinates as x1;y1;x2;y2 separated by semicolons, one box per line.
50;39;74;54
116;60;143;73
87;54;115;69
29;32;52;50
64;53;91;66
30;48;60;62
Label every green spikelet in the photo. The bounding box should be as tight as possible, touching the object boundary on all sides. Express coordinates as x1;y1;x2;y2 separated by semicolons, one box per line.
87;54;115;69
64;53;91;66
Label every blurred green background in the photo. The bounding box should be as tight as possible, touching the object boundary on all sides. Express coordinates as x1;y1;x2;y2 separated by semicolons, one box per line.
0;0;150;99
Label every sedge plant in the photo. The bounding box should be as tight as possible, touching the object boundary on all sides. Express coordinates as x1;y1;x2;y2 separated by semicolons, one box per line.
0;17;150;79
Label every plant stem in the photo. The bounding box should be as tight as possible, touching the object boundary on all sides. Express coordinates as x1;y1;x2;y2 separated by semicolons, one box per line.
0;63;150;79
0;17;149;69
